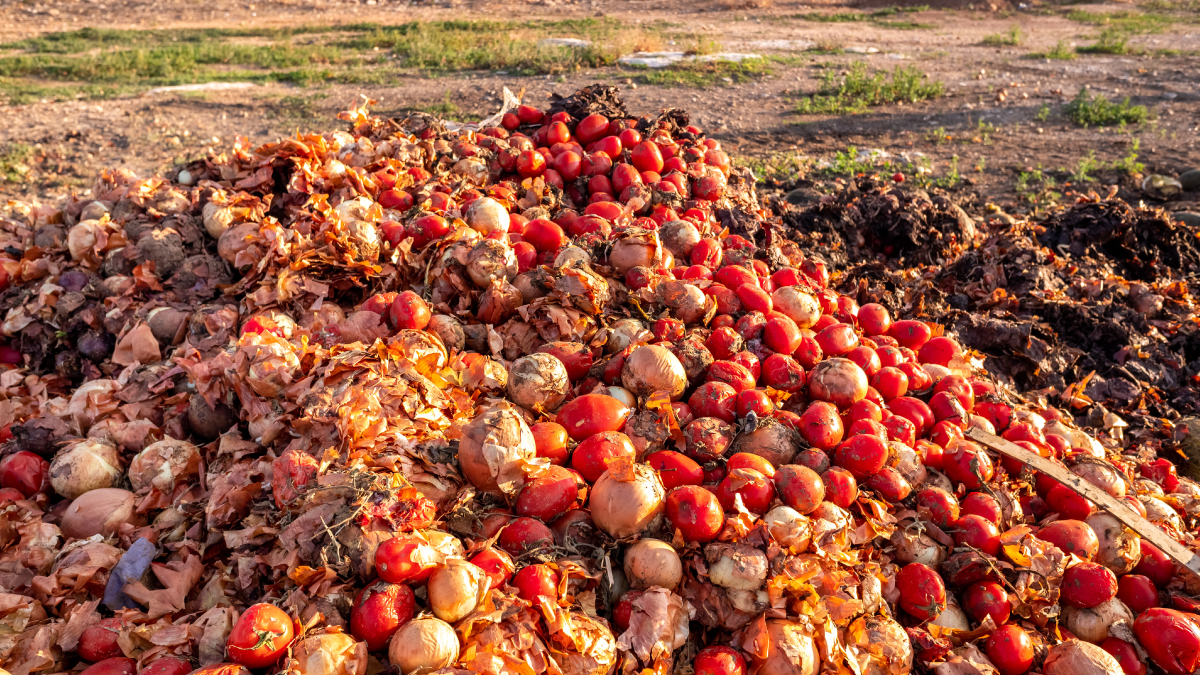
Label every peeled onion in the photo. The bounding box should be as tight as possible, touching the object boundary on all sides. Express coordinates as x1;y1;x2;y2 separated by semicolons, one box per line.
1043;640;1123;675
507;353;570;411
458;405;536;495
1085;512;1142;575
624;539;683;590
756;620;818;675
128;438;201;493
61;488;139;539
465;197;510;235
49;438;122;499
1062;597;1134;644
388;617;460;675
705;543;768;591
427;558;488;623
590;462;665;538
291;632;367;675
621;345;687;401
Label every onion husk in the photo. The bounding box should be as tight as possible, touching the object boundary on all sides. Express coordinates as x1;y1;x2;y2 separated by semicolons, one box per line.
458;404;536;495
128;438;201;493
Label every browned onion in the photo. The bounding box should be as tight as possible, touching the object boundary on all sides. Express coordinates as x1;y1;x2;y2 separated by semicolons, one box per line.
61;488;140;539
507;353;570;411
756;620;819;675
128;438;201;493
49;438;122;499
608;229;662;275
1043;640;1123;675
590;462;665;538
624;538;682;590
458;405;536;495
291;632;367;675
389;617;460;675
427;558;488;623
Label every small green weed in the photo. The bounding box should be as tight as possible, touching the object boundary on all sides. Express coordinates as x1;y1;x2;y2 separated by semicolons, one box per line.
1111;139;1145;175
1030;40;1078;60
973;118;997;144
1065;9;1184;33
1016;167;1062;213
0;143;33;182
1077;28;1139;55
1035;103;1051;122
937;155;961;188
926;126;951;144
794;62;944;115
1063;88;1149;127
982;25;1022;46
1070;151;1101;183
736;151;812;182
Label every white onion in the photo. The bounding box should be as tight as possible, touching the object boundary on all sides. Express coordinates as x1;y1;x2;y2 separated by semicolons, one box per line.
1043;640;1123;675
507;353;570;412
1062;597;1134;643
705;543;768;591
624;539;683;590
428;558;488;623
609;230;662;275
1085;512;1142;575
603;386;637;409
929;598;970;631
388;617;460;675
606;318;648;355
590;463;665;538
202;201;235;238
465;197;510;235
458;405;536;495
1142;495;1184;531
771;287;820;328
292;632;367;675
657;220;700;259
756;620;818;675
621;345;687;401
765;506;812;551
49;439;122;499
128;438;201;493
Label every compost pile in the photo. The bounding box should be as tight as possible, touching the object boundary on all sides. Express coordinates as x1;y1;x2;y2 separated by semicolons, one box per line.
0;86;1198;675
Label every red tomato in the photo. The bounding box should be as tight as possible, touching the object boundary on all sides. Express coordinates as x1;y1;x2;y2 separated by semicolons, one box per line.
227;603;295;668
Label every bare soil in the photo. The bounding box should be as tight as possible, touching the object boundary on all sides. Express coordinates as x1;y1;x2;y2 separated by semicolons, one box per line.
1;0;1198;216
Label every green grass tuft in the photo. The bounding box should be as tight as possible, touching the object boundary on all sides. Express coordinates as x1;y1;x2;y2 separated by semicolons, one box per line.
1076;28;1140;55
982;25;1022;46
628;58;773;87
1063;88;1149;127
0;143;33;182
794;62;944;115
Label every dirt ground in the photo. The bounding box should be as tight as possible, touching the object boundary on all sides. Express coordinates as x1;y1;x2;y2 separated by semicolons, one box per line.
1;0;1198;217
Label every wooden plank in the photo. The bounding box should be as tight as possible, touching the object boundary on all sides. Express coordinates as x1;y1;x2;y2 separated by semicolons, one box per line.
965;426;1200;581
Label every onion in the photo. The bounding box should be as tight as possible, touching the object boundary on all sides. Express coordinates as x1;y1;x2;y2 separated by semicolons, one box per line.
388;617;460;675
548;612;618;675
507;353;570;411
466;239;517;288
606;319;647;355
128;438;201;493
847;615;912;675
68;379;121;433
808;358;868;408
609;230;662;275
624;539;683;590
705;543;768;591
49;439;122;499
147;307;190;345
756;620;818;675
465;197;510;235
458;405;536;495
604;386;637;409
428;558;488;623
1142;495;1184;531
1043;640;1123;675
476;280;519;324
929;596;971;631
621;345;687;401
1085;512;1142;575
765;506;812;551
291;632;367;675
1062;597;1134;643
555;246;591;267
61;488;139;539
731;418;802;467
1070;457;1126;498
67;220;102;261
202;201;236;239
218;222;260;266
771;287;820;329
890;520;947;567
427;315;465;352
590;462;665;538
658;220;700;259
657;280;709;324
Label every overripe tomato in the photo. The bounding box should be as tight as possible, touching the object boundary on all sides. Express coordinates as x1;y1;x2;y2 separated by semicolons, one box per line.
227;603;295;667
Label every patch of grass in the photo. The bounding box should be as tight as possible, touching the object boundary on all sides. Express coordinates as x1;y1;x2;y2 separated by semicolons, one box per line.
0;143;33;182
629;58;772;87
926;126;951;144
982;25;1023;46
1070;150;1102;183
1065;9;1184;33
1016;166;1062;213
271;93;330;122
785;7;933;28
0;24;384;54
736;151;811;182
972;118;997;144
794;62;943;115
1029;40;1078;60
1063;88;1150;127
1076;28;1140;55
1035;103;1051;121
